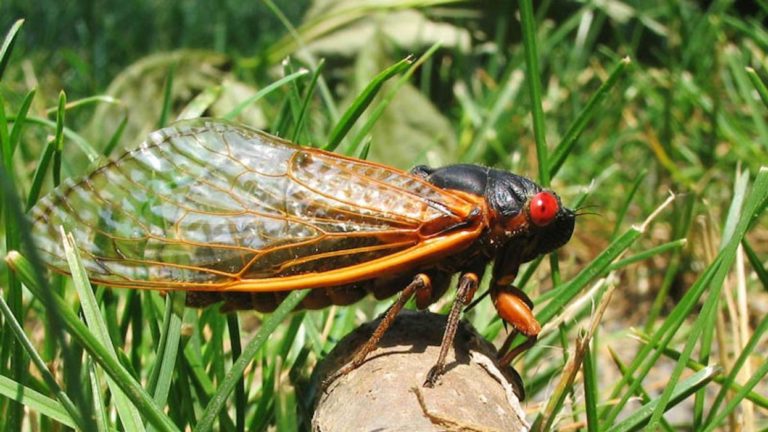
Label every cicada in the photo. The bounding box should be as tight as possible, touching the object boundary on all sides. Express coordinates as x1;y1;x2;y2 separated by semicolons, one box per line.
29;119;575;386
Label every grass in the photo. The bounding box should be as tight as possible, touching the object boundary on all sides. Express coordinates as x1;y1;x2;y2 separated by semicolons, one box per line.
0;1;767;431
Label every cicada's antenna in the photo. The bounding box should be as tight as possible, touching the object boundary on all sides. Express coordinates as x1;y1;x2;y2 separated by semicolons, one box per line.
573;204;601;218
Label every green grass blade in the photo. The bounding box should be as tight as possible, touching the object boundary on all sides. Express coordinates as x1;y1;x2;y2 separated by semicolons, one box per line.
291;59;325;143
605;239;687;272
182;336;215;396
0;152;92;429
60;229;147;431
11;115;101;162
549;57;631;179
606;366;718;432
178;86;222;120
694;169;747;427
518;0;549;185
702;358;768;432
223;70;309;120
87;359;110;432
726;52;768;145
606;347;676;432
533;281;615;431
347;47;439;155
610;169;646;239
356;137;372;160
301;312;326;357
462;68;524;163
742;239;768;290
43;95;121;116
0;91;25;431
226;314;245;432
605;169;768;427
25;139;56;211
158;64;176;128
275;360;297;432
272;94;295;138
249;357;274;431
8;88;35;156
0;93;12;169
323;55;414;151
721;169;750;249
261;0;336;128
0;19;24;81
283;60;305;129
0;290;84;429
147;292;184;409
7;251;180;432
745;67;768;108
631;331;768;409
194;289;310;432
102;113;129;159
271;60;305;137
646;168;768;429
0;374;76;428
601;256;723;423
537;226;639;323
582;340;598;432
705;301;768;420
51;91;66;186
645;195;696;332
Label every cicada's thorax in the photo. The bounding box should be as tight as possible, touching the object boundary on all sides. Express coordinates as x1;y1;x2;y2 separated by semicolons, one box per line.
411;163;533;256
412;164;575;287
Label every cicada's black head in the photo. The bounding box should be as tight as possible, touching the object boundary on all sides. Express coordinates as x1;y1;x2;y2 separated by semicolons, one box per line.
485;169;575;260
412;164;575;280
484;169;575;286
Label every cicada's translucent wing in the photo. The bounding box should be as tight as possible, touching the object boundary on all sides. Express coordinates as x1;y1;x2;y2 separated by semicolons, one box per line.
30;120;482;291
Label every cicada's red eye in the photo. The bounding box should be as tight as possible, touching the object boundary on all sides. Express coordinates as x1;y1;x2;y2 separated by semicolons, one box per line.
529;191;559;226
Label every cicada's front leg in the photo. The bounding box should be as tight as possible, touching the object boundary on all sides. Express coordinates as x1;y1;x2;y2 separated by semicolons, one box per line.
423;272;480;387
492;285;541;366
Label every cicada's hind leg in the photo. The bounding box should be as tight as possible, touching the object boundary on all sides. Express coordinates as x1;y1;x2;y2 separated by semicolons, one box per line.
322;273;434;388
492;285;542;366
423;272;480;387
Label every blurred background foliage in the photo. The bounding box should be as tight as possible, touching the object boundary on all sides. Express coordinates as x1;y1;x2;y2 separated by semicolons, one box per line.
0;0;309;93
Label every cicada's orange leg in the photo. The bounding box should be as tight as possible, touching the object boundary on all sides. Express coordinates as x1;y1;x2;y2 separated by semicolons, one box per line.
492;285;542;366
423;272;479;387
323;273;433;388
